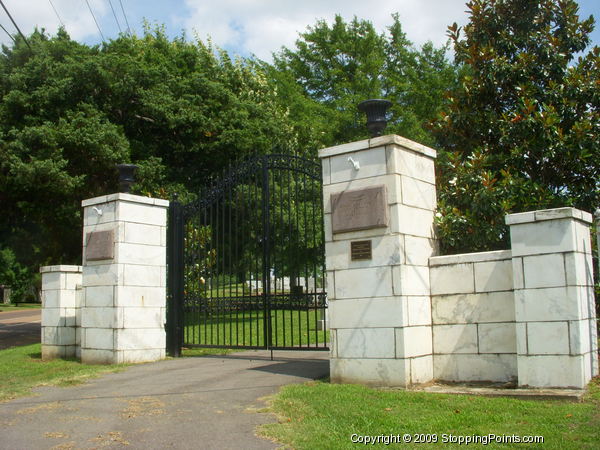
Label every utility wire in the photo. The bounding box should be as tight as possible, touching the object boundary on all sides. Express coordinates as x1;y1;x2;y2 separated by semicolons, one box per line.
0;21;15;44
85;0;105;42
48;0;64;27
0;0;31;50
118;0;132;35
108;0;122;33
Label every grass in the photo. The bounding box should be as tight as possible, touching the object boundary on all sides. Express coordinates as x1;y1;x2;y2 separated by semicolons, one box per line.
0;344;128;402
259;378;600;449
183;308;329;349
0;303;42;312
204;283;249;298
201;282;325;299
181;347;237;357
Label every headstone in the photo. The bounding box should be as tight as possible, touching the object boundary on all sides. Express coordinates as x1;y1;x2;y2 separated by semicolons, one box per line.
1;286;11;305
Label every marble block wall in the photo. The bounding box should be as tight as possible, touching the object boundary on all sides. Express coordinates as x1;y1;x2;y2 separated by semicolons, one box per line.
319;134;597;390
596;209;600;276
319;134;437;386
430;251;517;382
507;208;598;389
80;193;169;364
428;207;597;388
40;265;82;360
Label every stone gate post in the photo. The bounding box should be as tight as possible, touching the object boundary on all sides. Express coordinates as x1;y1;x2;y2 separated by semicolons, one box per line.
40;265;82;360
319;135;437;386
80;193;168;364
594;208;600;276
507;208;598;388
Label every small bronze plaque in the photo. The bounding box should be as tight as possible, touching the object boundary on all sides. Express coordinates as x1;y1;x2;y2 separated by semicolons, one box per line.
351;240;372;260
86;230;114;261
331;185;388;234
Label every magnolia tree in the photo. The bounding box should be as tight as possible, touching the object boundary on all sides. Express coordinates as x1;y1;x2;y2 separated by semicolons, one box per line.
431;0;599;254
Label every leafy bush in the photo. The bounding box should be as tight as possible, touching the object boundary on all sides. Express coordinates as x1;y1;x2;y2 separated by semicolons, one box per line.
0;247;31;303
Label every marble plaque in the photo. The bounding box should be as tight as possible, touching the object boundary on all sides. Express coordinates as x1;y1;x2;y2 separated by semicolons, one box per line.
331;185;388;234
86;230;114;261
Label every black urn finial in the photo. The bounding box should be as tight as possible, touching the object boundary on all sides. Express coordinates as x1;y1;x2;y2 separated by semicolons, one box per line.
358;99;393;137
116;163;138;193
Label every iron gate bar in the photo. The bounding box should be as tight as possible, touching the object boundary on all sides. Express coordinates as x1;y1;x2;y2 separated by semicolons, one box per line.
261;161;271;350
291;167;298;346
166;197;184;357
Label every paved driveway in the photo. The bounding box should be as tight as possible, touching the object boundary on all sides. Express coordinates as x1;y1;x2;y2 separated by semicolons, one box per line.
0;309;41;350
0;350;329;449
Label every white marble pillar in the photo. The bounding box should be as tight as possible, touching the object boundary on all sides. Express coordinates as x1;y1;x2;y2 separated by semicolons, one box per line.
319;135;437;386
595;208;600;276
507;207;598;388
80;193;168;364
40;265;82;360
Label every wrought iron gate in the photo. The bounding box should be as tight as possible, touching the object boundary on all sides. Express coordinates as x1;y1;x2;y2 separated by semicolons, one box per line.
167;154;328;356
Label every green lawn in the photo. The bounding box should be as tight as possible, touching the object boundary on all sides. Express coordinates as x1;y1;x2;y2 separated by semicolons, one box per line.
0;344;128;402
181;347;237;357
204;283;249;298
0;303;41;312
183;308;328;349
259;378;600;449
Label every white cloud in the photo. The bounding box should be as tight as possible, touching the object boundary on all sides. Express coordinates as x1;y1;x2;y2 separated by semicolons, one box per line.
0;1;469;59
0;0;109;46
181;0;469;60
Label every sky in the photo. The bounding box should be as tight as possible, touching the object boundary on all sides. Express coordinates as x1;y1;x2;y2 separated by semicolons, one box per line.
0;0;598;62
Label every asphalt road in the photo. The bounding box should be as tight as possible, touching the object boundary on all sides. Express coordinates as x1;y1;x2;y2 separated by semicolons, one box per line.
0;350;329;449
0;309;41;350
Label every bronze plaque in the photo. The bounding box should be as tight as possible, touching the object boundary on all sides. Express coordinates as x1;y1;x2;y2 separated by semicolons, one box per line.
351;240;372;260
86;230;114;261
331;185;388;234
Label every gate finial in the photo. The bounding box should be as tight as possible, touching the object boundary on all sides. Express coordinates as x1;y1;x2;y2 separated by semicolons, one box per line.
116;163;138;193
358;99;393;137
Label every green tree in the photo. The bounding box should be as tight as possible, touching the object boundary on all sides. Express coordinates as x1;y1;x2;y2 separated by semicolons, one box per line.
98;29;296;193
0;26;297;282
0;247;30;302
432;0;599;253
0;32;130;268
272;14;459;148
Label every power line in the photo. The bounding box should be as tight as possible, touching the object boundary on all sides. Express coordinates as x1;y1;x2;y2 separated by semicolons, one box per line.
48;0;64;27
85;0;105;42
0;21;15;44
108;0;122;33
0;0;31;50
118;0;132;35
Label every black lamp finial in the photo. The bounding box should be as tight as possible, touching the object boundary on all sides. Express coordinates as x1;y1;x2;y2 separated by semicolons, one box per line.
358;99;393;137
116;164;138;193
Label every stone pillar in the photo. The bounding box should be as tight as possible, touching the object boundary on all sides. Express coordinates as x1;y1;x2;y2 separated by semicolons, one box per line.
507;207;598;388
596;209;600;277
40;265;82;360
319;135;437;386
81;193;168;364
